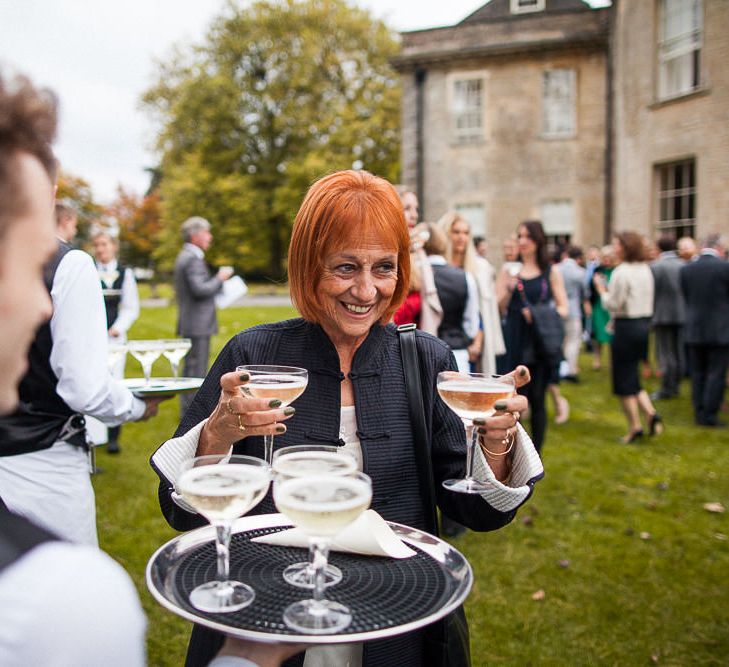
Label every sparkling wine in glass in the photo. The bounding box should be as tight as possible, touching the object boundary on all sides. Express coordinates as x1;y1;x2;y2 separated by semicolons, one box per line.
272;445;358;589
236;365;308;464
160;338;192;378
127;341;164;384
273;471;372;634
438;371;515;494
176;454;270;613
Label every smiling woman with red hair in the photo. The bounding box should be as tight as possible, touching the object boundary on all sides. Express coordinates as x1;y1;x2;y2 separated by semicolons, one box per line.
152;170;543;667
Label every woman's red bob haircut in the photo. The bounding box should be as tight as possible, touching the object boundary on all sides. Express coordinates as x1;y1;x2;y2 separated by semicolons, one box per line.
288;170;411;325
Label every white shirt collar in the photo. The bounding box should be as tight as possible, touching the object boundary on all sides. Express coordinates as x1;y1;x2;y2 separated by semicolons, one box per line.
96;259;118;271
701;248;721;258
427;255;447;266
184;242;205;259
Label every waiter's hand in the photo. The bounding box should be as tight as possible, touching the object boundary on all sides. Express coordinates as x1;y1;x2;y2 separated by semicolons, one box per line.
108;327;121;337
217;636;306;666
140;396;167;420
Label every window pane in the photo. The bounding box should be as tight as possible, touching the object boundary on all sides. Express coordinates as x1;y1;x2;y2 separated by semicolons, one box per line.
656;159;696;234
452;79;483;141
541;200;574;235
542;69;576;136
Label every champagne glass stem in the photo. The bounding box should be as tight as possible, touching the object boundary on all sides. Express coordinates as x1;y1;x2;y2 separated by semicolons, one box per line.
311;539;331;606
464;422;476;482
264;434;274;466
215;522;232;585
171;361;179;378
142;363;152;385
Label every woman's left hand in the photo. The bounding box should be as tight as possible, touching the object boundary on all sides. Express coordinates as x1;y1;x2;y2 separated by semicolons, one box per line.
472;365;530;481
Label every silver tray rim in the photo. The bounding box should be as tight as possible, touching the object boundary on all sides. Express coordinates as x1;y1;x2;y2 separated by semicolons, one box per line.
121;377;203;397
146;513;473;644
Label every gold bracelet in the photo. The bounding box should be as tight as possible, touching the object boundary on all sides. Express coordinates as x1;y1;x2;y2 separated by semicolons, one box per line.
481;432;515;457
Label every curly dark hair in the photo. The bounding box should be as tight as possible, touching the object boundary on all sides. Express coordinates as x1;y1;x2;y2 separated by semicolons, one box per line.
0;72;58;237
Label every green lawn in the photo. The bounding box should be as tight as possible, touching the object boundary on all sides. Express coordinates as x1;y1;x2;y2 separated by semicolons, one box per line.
94;305;729;666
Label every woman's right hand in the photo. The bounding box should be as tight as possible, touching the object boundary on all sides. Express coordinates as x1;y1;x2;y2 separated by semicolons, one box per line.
196;370;297;456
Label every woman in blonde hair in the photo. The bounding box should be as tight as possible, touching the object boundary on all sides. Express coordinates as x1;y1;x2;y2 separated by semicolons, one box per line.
439;212;505;375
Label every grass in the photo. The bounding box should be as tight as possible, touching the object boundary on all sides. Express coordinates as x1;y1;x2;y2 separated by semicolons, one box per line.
93;306;729;666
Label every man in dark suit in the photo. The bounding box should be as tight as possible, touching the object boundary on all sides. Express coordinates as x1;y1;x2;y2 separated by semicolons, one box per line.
650;236;686;400
174;217;232;412
680;233;729;427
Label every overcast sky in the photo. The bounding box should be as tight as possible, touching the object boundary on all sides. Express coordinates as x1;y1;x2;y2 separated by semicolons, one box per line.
0;0;610;202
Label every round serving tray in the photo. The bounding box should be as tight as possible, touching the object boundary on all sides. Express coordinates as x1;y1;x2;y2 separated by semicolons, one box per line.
121;377;203;397
146;513;472;644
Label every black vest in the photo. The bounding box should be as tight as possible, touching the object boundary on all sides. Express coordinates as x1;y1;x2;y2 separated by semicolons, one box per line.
0;506;57;573
0;241;86;457
99;263;126;329
432;263;472;351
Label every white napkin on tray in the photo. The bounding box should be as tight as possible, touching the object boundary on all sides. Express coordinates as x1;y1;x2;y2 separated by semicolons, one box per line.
252;509;416;559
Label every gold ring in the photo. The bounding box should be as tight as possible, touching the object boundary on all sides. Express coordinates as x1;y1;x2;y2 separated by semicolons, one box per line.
237;414;246;433
226;397;235;415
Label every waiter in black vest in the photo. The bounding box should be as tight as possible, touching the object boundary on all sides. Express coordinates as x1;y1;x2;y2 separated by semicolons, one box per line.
90;229;140;453
0;199;162;547
0;68;302;667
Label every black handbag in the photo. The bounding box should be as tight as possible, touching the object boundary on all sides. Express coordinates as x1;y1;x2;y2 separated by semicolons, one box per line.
397;324;471;667
516;277;564;364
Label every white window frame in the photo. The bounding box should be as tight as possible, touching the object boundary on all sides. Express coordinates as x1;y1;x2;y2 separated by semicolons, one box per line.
511;0;546;14
541;69;577;139
449;74;485;144
455;203;487;238
657;0;702;100
540;200;575;238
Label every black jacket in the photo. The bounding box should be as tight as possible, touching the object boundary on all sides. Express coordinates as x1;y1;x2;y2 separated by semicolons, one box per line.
153;319;533;667
680;253;729;345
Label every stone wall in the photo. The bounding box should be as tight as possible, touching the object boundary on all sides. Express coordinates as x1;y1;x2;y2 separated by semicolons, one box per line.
612;0;729;238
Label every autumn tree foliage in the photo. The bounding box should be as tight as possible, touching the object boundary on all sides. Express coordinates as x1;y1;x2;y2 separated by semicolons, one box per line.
107;186;162;269
56;170;105;243
143;0;401;279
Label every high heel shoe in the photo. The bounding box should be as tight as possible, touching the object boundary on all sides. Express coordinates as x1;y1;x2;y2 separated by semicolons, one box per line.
649;413;663;436
621;430;644;444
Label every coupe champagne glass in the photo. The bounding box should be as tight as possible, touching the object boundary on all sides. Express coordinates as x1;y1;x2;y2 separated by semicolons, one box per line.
273;471;372;633
176;454;270;613
160;338;192;378
272;445;358;589
127;340;164;384
438;371;516;494
236;365;308;464
107;343;127;373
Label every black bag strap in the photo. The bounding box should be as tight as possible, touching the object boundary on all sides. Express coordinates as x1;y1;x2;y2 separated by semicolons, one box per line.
397;324;439;536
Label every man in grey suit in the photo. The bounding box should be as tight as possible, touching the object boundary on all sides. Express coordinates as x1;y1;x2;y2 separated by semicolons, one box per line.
650;236;686;400
174;217;233;412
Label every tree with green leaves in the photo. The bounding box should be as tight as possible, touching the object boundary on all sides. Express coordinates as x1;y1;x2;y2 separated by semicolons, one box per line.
143;0;401;279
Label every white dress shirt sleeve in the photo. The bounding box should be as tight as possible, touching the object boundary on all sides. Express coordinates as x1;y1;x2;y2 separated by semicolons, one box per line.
50;250;145;425
463;272;481;340
111;268;140;334
0;542;146;667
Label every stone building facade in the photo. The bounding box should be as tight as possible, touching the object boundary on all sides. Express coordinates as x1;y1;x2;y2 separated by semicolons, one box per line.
393;0;611;252
612;0;729;240
393;0;728;252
